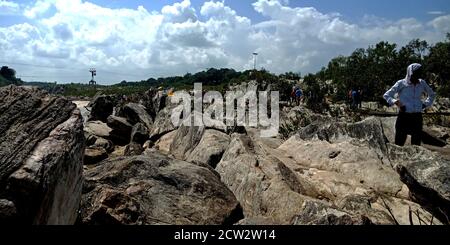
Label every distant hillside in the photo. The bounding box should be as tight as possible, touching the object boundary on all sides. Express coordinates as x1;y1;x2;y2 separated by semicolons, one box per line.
21;68;297;99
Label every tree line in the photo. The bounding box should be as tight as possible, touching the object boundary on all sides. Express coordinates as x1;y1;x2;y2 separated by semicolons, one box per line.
305;33;450;104
1;33;448;103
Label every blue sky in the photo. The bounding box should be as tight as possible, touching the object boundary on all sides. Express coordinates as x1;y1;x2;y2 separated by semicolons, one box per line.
3;0;449;26
66;0;450;22
0;0;449;84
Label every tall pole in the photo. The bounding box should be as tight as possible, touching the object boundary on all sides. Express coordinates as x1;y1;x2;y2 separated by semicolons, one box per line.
89;68;97;85
253;52;258;70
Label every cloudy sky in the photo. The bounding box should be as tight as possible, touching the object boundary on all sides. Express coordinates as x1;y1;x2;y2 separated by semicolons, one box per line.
0;0;449;84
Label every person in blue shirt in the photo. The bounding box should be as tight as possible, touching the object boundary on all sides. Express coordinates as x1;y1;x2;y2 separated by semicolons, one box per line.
295;87;303;105
351;89;358;109
383;63;436;146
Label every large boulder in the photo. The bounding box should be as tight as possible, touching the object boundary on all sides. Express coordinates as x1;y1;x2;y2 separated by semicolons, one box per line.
0;86;84;224
84;121;112;139
154;130;178;154
216;117;441;225
131;123;149;145
276;132;441;225
216;132;308;224
389;145;450;224
279;106;325;139
278;136;403;196
186;130;231;168
297;117;389;156
85;120;132;147
379;117;397;144
149;107;177;141
170;125;205;160
80;153;243;225
84;147;108;165
106;115;132;145
118;103;153;130
142;89;168;120
88;95;114;122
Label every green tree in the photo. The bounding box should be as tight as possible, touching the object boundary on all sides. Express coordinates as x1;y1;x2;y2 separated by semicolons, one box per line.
0;66;22;86
425;33;450;96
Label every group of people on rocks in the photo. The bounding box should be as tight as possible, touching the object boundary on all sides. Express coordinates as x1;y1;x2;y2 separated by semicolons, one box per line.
348;88;364;109
290;86;304;106
286;63;435;147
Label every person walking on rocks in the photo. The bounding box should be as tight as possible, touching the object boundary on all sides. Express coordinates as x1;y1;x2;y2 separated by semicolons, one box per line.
290;86;296;106
295;87;303;105
383;63;436;146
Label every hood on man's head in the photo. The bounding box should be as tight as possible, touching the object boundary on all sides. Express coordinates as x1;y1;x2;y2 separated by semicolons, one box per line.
406;63;422;83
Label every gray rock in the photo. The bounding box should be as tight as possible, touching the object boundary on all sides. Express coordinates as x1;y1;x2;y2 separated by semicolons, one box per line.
85;120;130;146
124;142;144;156
131;123;149;145
291;200;373;225
84;147;108;165
84;121;112;139
107;115;132;145
154;130;177;154
297;117;389;155
107;116;132;133
336;195;395;225
170;125;205;160
390;144;450;224
86;134;99;147
149;107;177;141
93;137;114;153
279;106;324;139
119;103;153;130
379;117;396;144
88;95;114;122
0;86;84;224
143;140;154;150
0;199;17;222
143;89;168;119
186;130;231;168
216;133;308;224
80;153;243;225
422;128;447;147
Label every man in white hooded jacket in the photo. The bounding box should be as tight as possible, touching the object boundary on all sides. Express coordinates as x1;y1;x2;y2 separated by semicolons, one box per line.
383;63;436;146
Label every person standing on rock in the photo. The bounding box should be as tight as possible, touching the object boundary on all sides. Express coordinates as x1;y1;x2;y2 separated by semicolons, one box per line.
357;88;363;109
351;88;358;109
383;63;436;146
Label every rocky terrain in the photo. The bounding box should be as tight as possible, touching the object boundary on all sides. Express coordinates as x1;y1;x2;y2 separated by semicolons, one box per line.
0;86;84;224
0;85;449;225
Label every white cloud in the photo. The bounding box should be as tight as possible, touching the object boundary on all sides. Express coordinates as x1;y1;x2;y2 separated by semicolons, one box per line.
428;11;445;15
0;0;20;15
429;15;450;34
0;0;449;84
24;0;53;18
162;0;197;23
